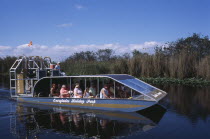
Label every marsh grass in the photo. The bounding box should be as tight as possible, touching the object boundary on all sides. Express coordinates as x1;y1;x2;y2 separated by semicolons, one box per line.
139;77;210;86
1;34;210;86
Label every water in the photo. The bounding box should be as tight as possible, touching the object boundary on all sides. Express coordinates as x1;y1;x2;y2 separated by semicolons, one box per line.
0;77;210;139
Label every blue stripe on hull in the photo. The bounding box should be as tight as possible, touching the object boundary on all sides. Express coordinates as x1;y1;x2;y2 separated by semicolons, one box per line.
16;97;157;112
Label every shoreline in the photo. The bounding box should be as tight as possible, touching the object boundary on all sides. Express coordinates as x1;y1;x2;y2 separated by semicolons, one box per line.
1;72;210;86
139;77;210;87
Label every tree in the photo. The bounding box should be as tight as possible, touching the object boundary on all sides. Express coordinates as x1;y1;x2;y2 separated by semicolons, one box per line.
96;49;114;61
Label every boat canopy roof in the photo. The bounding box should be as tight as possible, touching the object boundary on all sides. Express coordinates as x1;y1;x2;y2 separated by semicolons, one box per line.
43;74;166;101
92;74;166;101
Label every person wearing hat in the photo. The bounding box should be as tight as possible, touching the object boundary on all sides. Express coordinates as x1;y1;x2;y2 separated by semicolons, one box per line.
60;85;70;98
55;62;61;70
73;83;83;98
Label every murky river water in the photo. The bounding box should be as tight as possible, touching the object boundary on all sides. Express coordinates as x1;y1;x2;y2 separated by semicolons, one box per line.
0;76;210;139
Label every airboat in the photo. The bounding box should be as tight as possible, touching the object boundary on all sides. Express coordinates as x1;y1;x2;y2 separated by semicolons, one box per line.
9;56;167;112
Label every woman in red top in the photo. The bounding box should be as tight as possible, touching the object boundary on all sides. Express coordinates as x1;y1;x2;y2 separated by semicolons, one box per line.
60;85;70;98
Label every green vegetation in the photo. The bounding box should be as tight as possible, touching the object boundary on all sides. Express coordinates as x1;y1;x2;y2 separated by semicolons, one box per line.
0;56;16;75
62;33;210;80
1;33;210;86
139;77;210;86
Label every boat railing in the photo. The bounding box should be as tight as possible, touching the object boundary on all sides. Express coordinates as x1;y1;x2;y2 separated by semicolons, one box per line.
9;56;63;97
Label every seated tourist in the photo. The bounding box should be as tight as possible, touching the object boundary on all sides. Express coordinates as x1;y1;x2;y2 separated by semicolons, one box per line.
73;83;83;98
108;84;114;98
56;84;61;95
100;85;109;99
116;83;125;98
50;84;59;97
89;83;96;97
83;88;91;98
60;85;70;98
123;87;130;98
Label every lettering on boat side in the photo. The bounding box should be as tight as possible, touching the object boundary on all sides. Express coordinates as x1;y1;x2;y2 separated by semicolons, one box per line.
53;99;70;103
53;99;96;104
86;99;96;104
71;99;85;104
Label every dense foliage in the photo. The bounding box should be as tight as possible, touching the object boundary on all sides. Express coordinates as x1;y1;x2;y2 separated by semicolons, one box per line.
61;33;210;80
0;56;16;75
1;33;210;81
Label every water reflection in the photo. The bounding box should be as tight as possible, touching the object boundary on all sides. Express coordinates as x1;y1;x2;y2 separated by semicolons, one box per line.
9;104;166;138
1;82;210;138
0;75;9;89
158;85;210;124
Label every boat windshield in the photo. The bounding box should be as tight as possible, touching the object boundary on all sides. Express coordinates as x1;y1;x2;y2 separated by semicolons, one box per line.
102;75;166;101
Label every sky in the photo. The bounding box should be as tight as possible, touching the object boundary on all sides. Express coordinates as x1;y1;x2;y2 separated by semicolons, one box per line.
0;0;209;61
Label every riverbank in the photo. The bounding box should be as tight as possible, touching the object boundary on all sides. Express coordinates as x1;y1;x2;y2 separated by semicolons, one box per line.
139;77;210;86
1;72;210;86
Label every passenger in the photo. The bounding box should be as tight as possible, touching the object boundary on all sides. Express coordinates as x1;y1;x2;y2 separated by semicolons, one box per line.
54;62;61;70
100;85;109;99
56;84;61;94
83;88;90;98
116;83;124;98
109;85;114;94
50;84;59;97
60;85;70;98
89;83;96;97
124;87;130;98
108;84;114;98
73;83;83;98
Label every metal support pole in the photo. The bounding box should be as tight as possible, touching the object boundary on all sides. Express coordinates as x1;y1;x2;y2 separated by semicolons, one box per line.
131;89;133;97
97;78;99;95
36;69;39;80
70;77;72;90
49;78;52;97
33;59;34;68
40;58;43;69
9;72;12;97
51;69;53;77
31;79;34;96
25;79;27;95
85;78;86;89
114;81;116;98
66;77;68;88
14;72;16;96
50;78;52;88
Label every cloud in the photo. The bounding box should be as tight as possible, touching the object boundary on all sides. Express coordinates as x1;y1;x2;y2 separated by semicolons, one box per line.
129;41;160;49
56;23;73;28
0;45;12;51
75;4;84;10
0;41;161;61
0;46;12;57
